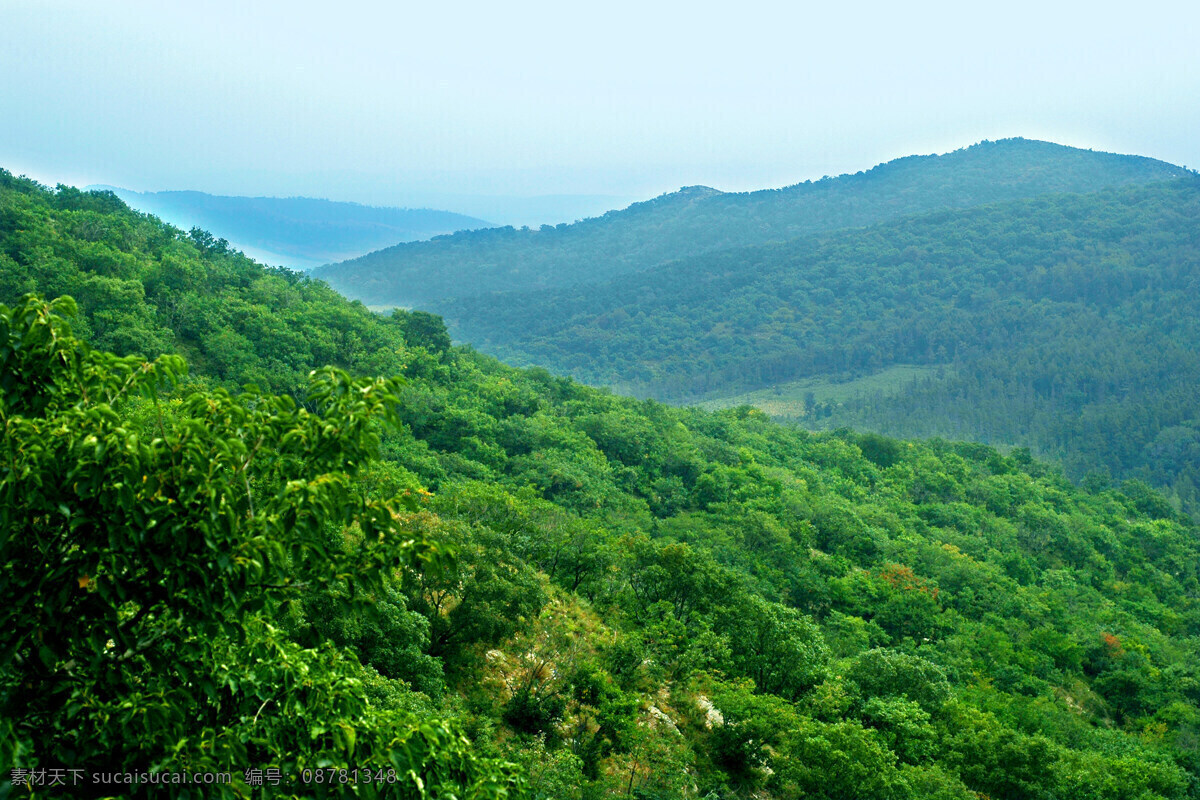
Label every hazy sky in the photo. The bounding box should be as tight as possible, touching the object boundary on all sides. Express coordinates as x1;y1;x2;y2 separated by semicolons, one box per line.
3;0;1198;207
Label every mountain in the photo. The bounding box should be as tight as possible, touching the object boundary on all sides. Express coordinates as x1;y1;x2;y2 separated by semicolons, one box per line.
92;186;491;270
439;178;1200;511
4;169;1200;799
313;138;1187;307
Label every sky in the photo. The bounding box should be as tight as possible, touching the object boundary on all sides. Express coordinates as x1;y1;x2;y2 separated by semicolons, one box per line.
2;0;1198;213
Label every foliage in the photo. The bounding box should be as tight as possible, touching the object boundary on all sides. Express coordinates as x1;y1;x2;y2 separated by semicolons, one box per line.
438;177;1200;515
3;174;1200;798
0;295;518;797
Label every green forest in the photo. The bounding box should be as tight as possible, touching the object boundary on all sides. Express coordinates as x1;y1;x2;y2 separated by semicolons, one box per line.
315;139;1184;308
435;179;1200;513
314;139;1200;513
5;171;1200;798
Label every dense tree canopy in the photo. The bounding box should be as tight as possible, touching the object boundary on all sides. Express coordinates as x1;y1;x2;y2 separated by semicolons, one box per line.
4;173;1200;798
0;295;519;797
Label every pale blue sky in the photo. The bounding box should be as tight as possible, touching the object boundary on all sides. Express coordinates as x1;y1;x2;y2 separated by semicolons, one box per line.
3;0;1198;208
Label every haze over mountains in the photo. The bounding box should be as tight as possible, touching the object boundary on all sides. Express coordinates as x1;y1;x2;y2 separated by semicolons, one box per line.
93;187;491;270
386;191;641;229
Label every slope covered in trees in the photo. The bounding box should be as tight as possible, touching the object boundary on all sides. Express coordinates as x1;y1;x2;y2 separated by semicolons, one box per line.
99;187;490;270
439;178;1200;511
1;296;519;797
5;173;1200;799
313;138;1186;307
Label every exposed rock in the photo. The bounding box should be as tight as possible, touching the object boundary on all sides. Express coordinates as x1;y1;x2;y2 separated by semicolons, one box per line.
648;705;681;736
696;695;724;728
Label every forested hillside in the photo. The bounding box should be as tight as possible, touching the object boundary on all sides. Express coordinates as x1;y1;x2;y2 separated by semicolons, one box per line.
314;138;1185;307
439;179;1200;512
100;187;490;270
5;173;1200;799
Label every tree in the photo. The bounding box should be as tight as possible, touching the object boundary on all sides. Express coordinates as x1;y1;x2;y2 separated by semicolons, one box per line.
774;719;913;800
401;518;547;669
722;595;828;699
0;295;519;797
393;308;452;357
707;679;799;788
846;648;951;712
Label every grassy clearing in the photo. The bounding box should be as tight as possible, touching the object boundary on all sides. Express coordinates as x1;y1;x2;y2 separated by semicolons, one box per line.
695;364;950;420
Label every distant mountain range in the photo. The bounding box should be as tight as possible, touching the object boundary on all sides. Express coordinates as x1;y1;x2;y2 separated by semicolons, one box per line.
313;138;1200;512
313;138;1187;307
89;187;492;270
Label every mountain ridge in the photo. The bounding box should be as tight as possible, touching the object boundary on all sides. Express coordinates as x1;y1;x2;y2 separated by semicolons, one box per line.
94;186;492;270
314;138;1186;307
